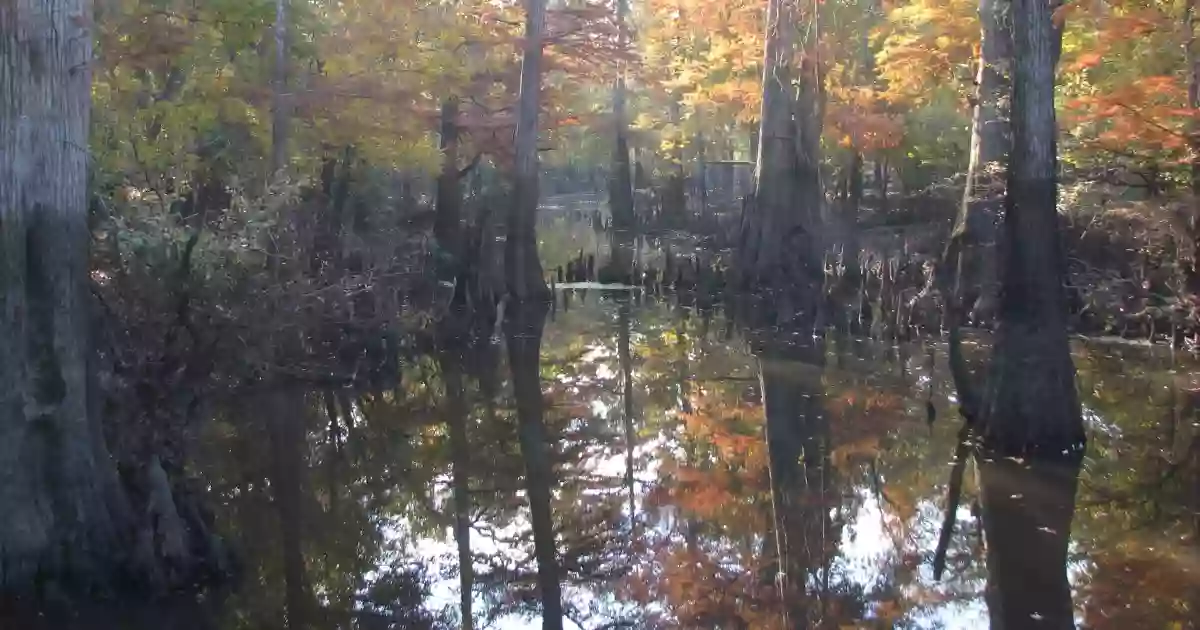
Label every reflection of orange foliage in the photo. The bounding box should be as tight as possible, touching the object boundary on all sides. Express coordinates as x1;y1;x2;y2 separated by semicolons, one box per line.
647;394;770;532
678;403;766;466
623;546;787;629
826;384;907;465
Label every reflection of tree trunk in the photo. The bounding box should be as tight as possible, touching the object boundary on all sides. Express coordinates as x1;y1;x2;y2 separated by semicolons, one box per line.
758;345;829;630
268;390;313;630
504;301;563;629
978;458;1080;629
616;245;636;523
440;351;475;630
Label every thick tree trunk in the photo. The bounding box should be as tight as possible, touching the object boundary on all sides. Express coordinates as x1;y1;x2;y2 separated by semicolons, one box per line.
507;0;550;303
0;0;127;593
741;0;824;326
504;301;563;630
981;0;1084;459
271;0;290;175
608;0;635;230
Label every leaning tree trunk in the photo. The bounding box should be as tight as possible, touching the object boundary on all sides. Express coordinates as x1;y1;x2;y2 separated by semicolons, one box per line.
954;0;1009;324
0;0;128;593
740;0;824;328
981;0;1083;460
507;0;550;303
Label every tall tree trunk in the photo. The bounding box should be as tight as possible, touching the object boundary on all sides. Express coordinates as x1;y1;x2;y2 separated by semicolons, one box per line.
978;3;1084;626
507;0;550;302
695;130;709;218
435;97;463;263
0;0;127;593
741;0;824;327
1185;0;1200;299
271;0;290;176
504;301;563;630
981;0;1084;458
952;0;1009;323
608;0;635;230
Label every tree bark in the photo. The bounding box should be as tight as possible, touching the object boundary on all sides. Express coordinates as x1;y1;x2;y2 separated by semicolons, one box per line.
953;0;1009;323
608;0;635;230
0;0;127;593
740;0;824;327
435;97;464;266
271;0;290;176
504;301;563;630
1185;0;1200;299
981;0;1084;460
507;0;550;303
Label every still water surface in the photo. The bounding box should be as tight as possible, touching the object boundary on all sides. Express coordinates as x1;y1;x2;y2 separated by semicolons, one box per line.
24;196;1200;629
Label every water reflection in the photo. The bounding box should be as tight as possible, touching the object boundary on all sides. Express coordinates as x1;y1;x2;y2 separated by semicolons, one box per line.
11;198;1200;629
